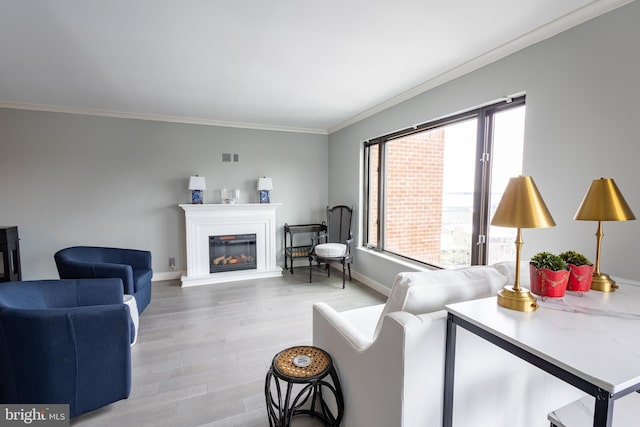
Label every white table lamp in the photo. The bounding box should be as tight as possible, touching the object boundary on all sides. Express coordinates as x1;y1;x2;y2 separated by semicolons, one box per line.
258;177;273;203
189;175;206;204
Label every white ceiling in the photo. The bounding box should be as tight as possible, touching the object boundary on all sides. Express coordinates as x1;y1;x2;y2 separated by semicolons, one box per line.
0;0;633;134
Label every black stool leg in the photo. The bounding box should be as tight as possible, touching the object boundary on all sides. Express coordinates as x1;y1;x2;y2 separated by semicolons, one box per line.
282;382;295;426
265;369;283;427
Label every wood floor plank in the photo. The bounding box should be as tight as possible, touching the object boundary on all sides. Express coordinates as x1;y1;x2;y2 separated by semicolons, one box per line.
71;268;385;426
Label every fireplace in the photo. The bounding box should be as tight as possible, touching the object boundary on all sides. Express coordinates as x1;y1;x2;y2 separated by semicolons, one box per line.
210;234;257;273
180;203;281;287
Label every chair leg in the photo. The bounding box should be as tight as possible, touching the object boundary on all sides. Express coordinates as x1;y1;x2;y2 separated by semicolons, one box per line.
347;263;351;281
342;261;346;289
309;258;313;283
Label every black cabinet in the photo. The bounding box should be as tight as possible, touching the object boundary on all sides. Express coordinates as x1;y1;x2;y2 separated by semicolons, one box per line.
1;226;21;282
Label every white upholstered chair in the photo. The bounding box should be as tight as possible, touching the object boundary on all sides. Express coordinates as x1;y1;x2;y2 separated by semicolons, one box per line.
312;265;584;427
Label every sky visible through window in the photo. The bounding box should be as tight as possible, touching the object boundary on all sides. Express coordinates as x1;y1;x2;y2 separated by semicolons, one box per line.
488;106;525;264
442;107;525;194
439;106;525;266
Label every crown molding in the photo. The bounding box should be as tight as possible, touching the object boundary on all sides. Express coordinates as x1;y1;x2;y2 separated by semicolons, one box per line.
0;101;328;135
1;0;632;137
327;0;635;134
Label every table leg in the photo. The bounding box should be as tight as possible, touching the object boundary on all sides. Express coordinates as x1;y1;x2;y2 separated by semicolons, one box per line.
594;388;613;427
284;230;289;273
443;313;457;427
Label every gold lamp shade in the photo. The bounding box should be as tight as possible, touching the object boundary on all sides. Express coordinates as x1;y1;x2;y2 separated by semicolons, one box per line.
491;176;556;312
574;178;635;292
492;176;556;229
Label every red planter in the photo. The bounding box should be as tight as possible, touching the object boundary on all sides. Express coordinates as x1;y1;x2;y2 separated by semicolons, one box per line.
529;264;569;297
566;264;594;292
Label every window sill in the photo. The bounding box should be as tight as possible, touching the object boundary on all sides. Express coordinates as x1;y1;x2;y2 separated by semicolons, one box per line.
355;246;435;272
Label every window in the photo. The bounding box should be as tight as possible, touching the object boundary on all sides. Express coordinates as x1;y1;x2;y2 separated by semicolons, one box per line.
363;96;525;268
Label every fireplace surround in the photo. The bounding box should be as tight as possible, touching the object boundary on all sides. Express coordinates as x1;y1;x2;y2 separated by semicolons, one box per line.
179;203;282;287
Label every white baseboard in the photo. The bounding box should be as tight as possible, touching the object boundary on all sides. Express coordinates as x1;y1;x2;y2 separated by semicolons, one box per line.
329;265;391;297
152;271;184;282
152;266;392;298
351;269;391;297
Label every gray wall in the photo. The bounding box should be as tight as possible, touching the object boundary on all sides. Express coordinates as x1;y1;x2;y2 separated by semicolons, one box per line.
4;2;640;288
0;109;328;280
330;1;640;289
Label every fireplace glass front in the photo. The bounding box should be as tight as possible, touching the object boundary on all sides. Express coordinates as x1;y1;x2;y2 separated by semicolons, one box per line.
209;234;257;273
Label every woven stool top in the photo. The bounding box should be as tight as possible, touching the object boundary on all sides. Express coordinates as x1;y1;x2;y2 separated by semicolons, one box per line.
274;346;331;379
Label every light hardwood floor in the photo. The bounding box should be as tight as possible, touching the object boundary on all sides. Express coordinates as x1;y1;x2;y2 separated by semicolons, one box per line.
71;268;386;427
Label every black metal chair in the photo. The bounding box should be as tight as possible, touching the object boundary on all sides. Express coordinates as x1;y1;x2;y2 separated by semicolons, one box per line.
309;205;353;288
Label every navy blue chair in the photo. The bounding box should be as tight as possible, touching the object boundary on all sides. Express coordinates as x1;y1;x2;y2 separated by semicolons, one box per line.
54;246;152;314
0;278;132;417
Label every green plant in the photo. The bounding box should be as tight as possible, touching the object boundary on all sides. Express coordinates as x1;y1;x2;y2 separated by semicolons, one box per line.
530;252;569;271
559;250;592;266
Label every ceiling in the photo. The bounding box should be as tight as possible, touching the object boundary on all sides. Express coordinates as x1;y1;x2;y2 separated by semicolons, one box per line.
0;1;633;134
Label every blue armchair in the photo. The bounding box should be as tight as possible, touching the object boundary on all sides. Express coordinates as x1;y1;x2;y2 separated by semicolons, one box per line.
0;279;132;417
54;246;152;314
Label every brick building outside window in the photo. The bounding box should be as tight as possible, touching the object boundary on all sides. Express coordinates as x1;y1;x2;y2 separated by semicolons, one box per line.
363;97;525;268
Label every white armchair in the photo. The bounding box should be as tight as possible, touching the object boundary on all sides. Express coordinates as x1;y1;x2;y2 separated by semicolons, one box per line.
313;265;584;427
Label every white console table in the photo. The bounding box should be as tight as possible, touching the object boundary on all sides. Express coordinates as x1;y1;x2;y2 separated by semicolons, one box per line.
443;278;640;427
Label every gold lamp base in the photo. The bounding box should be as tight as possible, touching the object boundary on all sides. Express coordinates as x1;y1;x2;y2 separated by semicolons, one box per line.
497;286;538;312
590;272;618;292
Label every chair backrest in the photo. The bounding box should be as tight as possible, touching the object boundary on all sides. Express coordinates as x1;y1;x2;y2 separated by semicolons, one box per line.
491;261;531;288
326;205;353;245
55;246;128;264
0;279;124;309
372;265;508;339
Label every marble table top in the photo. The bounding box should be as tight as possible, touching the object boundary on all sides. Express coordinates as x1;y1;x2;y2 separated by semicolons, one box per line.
548;393;640;427
446;277;640;394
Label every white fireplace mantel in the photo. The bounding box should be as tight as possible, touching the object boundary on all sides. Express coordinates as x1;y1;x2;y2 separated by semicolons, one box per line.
179;203;282;287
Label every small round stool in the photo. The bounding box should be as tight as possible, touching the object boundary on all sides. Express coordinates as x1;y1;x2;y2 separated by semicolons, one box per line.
265;346;344;426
